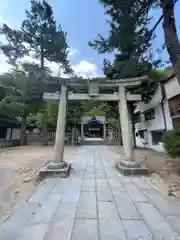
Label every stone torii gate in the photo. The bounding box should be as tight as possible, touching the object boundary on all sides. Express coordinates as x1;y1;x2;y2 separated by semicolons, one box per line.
40;76;148;177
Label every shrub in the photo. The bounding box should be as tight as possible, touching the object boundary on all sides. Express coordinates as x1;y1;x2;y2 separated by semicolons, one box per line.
162;128;180;158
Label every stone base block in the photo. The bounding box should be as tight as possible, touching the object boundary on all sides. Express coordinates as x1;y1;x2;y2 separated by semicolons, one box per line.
116;162;149;176
39;162;71;178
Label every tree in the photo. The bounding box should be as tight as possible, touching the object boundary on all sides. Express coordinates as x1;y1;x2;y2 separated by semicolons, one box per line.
89;0;156;74
89;0;179;103
0;63;46;145
90;0;180;83
90;1;160;73
160;0;180;82
0;0;71;145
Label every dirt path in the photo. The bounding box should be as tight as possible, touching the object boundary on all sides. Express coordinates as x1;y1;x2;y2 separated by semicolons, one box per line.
0;145;78;218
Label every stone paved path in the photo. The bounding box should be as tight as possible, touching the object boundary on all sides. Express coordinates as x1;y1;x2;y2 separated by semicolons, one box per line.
1;146;180;239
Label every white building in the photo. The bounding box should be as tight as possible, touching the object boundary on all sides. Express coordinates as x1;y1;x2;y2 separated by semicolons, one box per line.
134;74;180;152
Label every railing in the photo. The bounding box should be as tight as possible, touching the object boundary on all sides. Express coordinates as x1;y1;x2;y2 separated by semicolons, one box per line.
26;132;71;144
27;132;55;141
0;131;121;148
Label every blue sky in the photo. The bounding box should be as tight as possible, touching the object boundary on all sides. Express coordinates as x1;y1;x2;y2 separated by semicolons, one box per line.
0;0;180;77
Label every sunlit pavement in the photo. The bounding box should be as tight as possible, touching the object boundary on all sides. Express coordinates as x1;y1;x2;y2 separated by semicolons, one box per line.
1;145;180;239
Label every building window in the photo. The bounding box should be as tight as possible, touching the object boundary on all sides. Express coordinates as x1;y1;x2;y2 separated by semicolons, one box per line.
151;131;164;145
133;113;141;123
144;108;155;121
169;94;180;117
139;130;144;139
172;117;180;128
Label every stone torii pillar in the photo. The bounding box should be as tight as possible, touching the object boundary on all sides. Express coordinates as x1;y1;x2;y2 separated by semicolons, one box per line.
40;84;71;177
51;85;67;166
117;85;148;175
118;86;134;162
103;121;106;140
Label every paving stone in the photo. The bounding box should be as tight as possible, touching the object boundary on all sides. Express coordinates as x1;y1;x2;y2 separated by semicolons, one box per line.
1;145;180;239
131;177;152;190
117;176;133;183
98;202;119;219
114;192;141;219
51;179;71;193
82;179;96;191
136;202;164;222
122;220;153;239
99;218;126;240
31;193;62;223
95;169;106;178
17;223;49;240
136;202;180;239
108;179;124;191
69;169;85;179
84;172;95;179
71;219;99;240
62;180;82;203
143;190;180;217
28;180;55;204
45;203;77;240
0;202;38;240
87;161;95;168
96;179;108;189
97;186;114;202
148;221;179;239
167;216;180;235
76;192;97;219
105;169;118;179
95;162;103;169
123;183;148;202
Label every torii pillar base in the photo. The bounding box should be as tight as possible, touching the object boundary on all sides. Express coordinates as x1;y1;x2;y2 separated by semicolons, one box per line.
39;162;71;178
116;160;148;176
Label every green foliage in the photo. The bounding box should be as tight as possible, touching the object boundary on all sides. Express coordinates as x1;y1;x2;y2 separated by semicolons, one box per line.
0;63;46;118
163;128;180;159
89;0;163;104
0;0;71;73
46;100;59;125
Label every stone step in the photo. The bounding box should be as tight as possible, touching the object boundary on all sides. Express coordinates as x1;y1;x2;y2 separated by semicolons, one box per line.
80;138;106;145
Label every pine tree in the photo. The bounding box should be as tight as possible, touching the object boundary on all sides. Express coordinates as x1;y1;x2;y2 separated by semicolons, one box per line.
0;0;71;145
90;0;180;83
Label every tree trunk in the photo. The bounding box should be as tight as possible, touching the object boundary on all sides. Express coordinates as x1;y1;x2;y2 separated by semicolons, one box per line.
40;40;48;145
41;112;48;146
20;116;27;145
161;0;180;83
41;121;48;145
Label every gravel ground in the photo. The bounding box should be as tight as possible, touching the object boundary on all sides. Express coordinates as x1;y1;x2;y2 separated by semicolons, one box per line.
0;145;78;218
110;146;180;198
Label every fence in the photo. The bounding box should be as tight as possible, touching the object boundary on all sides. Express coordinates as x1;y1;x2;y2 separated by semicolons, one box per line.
0;139;20;148
0;131;121;148
26;132;72;145
107;130;121;145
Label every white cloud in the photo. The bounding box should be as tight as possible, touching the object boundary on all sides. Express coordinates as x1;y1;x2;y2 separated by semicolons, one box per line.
72;60;101;78
68;47;78;57
0;55;11;73
0;53;102;78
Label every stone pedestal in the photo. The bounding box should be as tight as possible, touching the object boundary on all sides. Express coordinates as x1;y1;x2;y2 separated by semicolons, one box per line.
39;85;71;178
117;86;148;175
